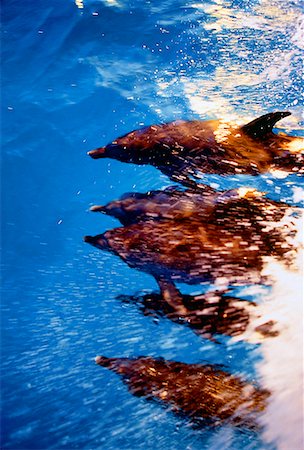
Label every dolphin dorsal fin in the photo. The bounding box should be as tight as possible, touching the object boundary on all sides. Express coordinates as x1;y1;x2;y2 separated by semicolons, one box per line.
241;111;291;139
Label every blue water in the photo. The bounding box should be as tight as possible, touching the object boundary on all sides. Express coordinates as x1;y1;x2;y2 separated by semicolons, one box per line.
1;1;303;449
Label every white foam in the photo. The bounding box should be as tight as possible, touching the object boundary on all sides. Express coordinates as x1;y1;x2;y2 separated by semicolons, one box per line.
256;212;303;449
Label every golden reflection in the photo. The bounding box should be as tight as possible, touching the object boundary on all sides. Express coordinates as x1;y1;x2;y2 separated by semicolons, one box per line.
180;77;252;123
156;1;303;126
76;0;123;9
285;138;304;154
103;0;123;7
75;0;84;8
237;188;264;199
191;0;298;33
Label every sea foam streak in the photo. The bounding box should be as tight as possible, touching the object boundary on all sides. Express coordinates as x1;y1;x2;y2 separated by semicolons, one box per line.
256;207;303;449
230;201;303;448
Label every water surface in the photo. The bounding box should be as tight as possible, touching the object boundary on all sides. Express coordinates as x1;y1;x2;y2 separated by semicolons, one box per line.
1;1;303;449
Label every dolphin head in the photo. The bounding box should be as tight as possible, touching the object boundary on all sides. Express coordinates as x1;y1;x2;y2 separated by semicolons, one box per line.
87;141;129;161
87;146;107;159
83;234;110;251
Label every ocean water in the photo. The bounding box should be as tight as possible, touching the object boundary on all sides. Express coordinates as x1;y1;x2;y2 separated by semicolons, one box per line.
1;1;303;449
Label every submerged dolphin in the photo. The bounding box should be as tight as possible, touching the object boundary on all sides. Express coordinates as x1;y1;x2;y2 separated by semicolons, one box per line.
95;355;269;427
118;291;277;340
90;186;292;226
90;185;217;225
84;191;296;315
88;112;303;186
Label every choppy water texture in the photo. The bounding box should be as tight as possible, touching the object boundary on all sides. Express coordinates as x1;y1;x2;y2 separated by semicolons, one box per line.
1;1;303;449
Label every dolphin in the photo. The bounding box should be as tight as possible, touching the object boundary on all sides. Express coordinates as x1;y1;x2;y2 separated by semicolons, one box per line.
89;186;294;226
84;191;296;316
117;291;277;340
88;112;303;186
95;355;269;428
90;185;218;225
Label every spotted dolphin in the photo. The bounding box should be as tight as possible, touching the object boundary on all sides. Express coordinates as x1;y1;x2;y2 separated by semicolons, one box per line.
95;355;269;428
88;112;303;187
